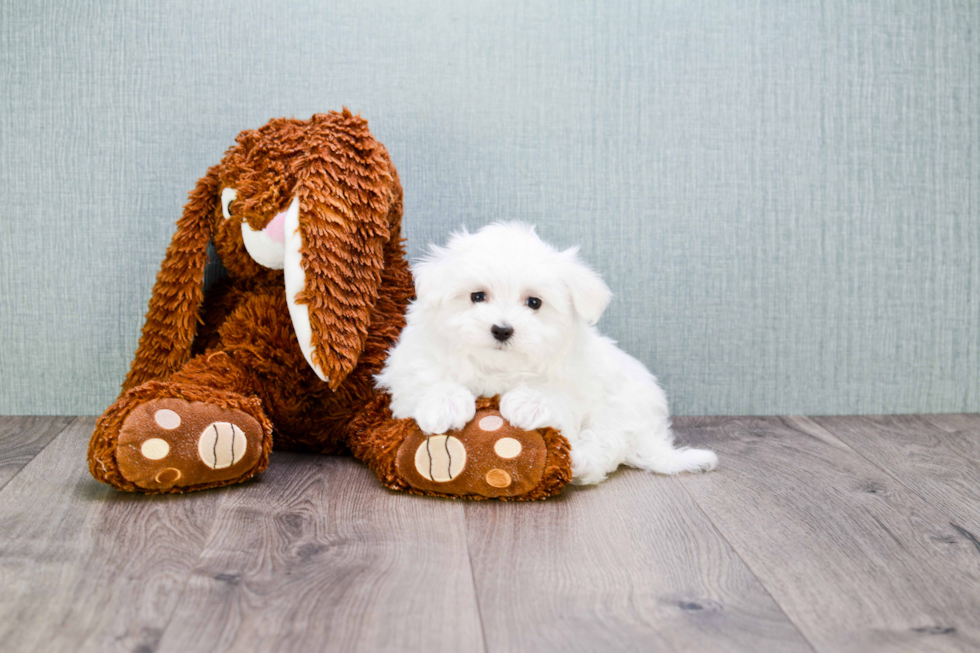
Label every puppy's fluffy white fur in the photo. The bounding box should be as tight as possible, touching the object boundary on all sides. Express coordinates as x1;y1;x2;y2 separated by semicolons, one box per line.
376;222;718;484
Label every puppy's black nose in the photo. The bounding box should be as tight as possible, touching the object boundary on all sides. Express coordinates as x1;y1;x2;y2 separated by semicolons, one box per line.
491;324;514;342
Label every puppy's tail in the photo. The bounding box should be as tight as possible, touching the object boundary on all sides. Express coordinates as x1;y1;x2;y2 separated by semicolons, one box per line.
628;444;719;475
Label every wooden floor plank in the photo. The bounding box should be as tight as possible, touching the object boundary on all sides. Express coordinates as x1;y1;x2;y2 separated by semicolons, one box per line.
812;414;980;535
0;417;222;653
675;416;980;653
155;455;485;653
464;470;813;653
0;415;75;490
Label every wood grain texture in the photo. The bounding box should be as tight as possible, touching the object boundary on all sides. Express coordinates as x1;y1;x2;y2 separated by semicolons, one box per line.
0;415;74;490
675;416;980;653
464;470;813;653
813;414;980;535
3;415;980;652
155;453;485;653
0;417;221;653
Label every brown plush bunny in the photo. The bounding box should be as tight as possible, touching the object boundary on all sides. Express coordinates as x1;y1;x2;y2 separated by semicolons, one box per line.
88;110;572;499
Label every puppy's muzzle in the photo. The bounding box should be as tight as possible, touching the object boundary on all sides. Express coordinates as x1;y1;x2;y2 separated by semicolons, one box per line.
491;324;514;342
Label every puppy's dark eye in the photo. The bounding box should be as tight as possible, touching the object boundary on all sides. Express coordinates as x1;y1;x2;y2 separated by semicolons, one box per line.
526;297;542;310
471;292;487;303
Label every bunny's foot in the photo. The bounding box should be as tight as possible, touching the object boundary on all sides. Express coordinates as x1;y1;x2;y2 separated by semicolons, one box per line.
349;395;572;500
89;381;272;493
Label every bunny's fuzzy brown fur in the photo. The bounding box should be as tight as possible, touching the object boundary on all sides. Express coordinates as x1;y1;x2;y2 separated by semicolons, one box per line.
88;111;571;499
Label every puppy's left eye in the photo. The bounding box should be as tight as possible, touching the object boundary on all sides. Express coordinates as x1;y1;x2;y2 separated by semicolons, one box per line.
471;292;487;303
526;297;542;310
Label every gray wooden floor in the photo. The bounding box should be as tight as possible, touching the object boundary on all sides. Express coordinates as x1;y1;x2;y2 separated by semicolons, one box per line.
0;415;978;653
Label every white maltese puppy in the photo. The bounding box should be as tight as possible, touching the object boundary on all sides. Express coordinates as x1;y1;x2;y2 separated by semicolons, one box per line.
375;222;718;485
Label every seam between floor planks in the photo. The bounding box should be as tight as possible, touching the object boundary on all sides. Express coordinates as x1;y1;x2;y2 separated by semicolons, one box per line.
671;473;820;653
153;455;486;653
794;416;948;515
672;481;825;653
0;416;231;653
808;414;980;536
462;471;815;653
789;415;980;557
103;418;245;653
0;415;77;491
671;416;822;652
675;415;980;652
464;525;493;653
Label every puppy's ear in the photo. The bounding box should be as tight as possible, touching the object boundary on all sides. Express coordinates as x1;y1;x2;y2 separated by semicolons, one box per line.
562;247;612;325
413;226;474;308
411;245;450;308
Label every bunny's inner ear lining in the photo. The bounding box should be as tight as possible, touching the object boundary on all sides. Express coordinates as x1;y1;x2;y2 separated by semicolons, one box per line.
282;197;328;382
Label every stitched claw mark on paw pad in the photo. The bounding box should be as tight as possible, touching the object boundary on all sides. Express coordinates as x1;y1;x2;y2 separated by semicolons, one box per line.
396;407;549;498
117;398;263;491
198;422;247;469
414;435;467;482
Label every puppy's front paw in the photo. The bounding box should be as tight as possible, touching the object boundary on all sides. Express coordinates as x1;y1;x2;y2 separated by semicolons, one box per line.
500;387;557;431
414;385;477;435
570;447;610;486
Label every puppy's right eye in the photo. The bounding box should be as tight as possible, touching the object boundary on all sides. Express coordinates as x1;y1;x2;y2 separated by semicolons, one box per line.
470;292;487;303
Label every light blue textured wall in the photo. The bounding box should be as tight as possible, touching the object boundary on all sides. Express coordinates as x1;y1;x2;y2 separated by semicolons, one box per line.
1;0;978;416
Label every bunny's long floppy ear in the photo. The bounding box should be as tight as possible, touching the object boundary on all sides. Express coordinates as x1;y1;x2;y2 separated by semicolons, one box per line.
121;167;219;392
282;118;395;390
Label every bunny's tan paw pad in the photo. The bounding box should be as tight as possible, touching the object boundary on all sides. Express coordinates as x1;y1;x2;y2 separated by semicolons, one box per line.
115;398;265;491
394;407;550;498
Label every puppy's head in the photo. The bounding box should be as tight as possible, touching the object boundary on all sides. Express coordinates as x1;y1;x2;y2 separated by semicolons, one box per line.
412;222;611;366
